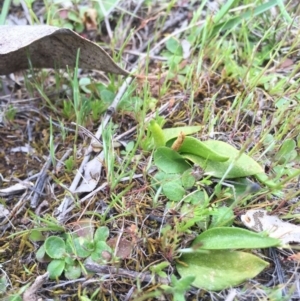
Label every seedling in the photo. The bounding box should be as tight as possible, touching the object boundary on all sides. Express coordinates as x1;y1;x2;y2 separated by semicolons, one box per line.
36;225;112;280
160;275;195;301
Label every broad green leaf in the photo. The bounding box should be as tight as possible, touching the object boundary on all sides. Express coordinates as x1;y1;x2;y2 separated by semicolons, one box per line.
255;173;278;188
193;227;280;249
45;236;66;259
65;262;82;280
154;147;190;173
162;182;185;202
47;259;65;279
177;250;268;291
94;226;110;241
177;137;229;162
163;126;201;141
183;140;263;178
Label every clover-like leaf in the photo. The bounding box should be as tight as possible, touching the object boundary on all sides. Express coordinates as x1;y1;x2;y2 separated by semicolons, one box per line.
36;244;51;263
181;169;196;189
94;226;110;241
91;241;112;262
44;236;66;259
47;259;65;279
72;237;94;258
29;230;45;242
162;182;185;202
64;262;82;280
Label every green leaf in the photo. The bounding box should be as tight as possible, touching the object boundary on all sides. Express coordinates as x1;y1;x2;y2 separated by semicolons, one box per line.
29;230;45;242
7;295;22;301
91;241;112;262
162;126;201;141
255;173;278;188
47;259;65;279
72;237;93;258
193;227;280;249
100;89;115;103
152;170;181;187
79;77;92;93
150;261;170;273
177;137;229;162
211;0;279;36
274;139;296;163
149;120;166;147
45;236;66;259
36;244;51;263
64;262;82;280
165;37;183;56
94;226;109;241
95;241;111;253
212;0;235;23
154;147;190;173
181;169;196;189
209;207;234;228
183;140;263;179
162;182;185;202
177;250;268;291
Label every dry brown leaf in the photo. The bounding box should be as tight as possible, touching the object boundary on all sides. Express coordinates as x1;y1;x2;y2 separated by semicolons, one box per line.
0;25;129;76
171;131;186;151
107;237;133;259
287;253;300;262
241;209;300;245
83;9;98;31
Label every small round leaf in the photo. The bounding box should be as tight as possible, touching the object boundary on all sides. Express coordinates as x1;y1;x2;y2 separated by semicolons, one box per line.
45;236;66;259
47;259;65;279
